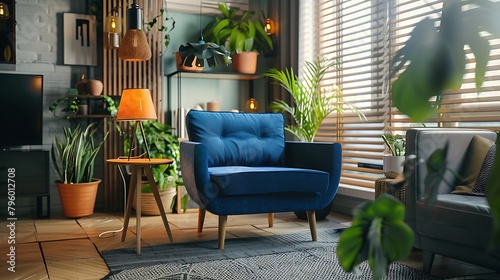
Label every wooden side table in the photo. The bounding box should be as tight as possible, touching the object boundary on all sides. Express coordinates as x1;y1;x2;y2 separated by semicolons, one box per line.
107;158;174;254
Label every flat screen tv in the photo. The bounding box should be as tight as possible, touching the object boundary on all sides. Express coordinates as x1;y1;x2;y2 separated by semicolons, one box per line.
0;73;43;148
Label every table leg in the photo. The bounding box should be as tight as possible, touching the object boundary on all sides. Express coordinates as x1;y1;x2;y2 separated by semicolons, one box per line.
135;166;142;254
122;167;137;242
144;166;174;243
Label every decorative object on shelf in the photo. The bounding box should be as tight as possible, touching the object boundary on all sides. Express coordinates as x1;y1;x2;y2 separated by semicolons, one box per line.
174;51;202;72
3;44;12;62
104;5;121;49
206;101;220;111
232;51;259;74
51;123;109;218
0;2;10;19
63;13;97;66
119;0;151;62
203;3;273;73
88;79;103;96
116;88;157;159
76;74;88;94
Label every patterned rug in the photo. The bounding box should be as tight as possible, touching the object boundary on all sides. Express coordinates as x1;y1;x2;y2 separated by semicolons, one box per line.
102;229;439;280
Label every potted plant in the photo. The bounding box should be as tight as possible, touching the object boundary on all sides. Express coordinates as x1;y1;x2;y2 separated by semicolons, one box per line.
203;2;273;74
381;132;406;175
124;120;187;214
264;58;365;219
51;123;109;218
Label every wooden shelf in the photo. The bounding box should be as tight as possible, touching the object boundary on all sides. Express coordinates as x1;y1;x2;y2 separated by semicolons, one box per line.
166;71;263;81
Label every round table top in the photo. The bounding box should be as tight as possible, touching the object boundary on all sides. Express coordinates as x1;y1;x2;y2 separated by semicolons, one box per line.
106;158;173;166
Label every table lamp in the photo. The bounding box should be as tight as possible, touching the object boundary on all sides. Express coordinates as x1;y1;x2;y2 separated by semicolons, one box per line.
116;88;157;160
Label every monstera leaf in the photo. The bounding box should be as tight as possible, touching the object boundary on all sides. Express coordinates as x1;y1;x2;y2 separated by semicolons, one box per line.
391;0;500;122
337;194;414;280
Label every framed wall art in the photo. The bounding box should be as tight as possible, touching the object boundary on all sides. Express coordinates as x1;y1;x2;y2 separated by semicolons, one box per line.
63;13;97;66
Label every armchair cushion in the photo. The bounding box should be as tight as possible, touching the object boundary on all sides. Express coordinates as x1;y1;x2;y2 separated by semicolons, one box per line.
209;166;329;196
471;144;496;196
452;135;494;194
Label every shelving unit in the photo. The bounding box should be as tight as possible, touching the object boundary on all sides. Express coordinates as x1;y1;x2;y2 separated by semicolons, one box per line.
64;95;118;119
166;71;265;138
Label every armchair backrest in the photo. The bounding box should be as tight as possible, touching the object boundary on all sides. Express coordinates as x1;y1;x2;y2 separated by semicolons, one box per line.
185;110;285;167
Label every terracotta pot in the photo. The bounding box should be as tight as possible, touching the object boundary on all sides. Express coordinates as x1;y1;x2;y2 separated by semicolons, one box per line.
56;179;101;218
232;52;259;74
133;186;177;215
87;79;103;96
175;51;203;72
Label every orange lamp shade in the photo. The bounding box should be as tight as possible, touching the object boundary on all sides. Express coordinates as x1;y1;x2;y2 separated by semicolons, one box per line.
116;89;157;121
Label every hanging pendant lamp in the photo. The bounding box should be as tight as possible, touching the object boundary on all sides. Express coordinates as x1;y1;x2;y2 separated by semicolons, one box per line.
119;1;151;62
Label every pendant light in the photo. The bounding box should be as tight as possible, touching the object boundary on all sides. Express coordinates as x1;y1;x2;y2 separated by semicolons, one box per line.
0;2;10;19
118;0;151;62
105;6;121;50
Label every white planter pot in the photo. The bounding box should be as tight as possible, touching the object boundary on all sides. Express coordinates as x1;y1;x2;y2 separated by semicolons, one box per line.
383;155;405;174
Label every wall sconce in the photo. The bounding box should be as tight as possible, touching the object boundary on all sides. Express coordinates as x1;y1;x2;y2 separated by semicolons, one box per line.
118;0;151;62
0;2;10;19
246;98;259;112
105;7;121;50
264;18;274;35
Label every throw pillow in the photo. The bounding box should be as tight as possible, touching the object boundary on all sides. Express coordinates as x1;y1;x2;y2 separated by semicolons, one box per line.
471;144;496;196
451;135;494;194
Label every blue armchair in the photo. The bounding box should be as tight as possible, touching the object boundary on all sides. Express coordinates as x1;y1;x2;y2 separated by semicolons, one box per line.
180;110;342;249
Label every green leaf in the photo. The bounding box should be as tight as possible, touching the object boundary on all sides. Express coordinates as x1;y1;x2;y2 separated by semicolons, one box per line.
337;194;414;280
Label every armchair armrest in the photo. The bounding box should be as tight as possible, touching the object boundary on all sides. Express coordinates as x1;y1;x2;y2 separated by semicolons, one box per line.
285;141;342;205
180;141;211;206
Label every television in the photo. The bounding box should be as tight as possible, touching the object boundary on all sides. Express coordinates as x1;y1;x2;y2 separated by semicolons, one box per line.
0;73;43;148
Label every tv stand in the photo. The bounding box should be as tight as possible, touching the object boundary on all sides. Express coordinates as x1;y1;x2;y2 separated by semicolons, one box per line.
0;150;50;218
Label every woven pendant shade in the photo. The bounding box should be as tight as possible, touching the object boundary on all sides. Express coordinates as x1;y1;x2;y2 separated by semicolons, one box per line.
118;30;151;61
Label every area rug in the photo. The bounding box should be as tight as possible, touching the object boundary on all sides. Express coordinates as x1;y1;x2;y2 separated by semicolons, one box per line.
102;229;439;280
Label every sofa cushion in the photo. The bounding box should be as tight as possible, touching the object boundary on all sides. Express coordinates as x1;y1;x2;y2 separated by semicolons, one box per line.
471;144;496;196
186;111;285;167
209;166;329;196
452;135;494;194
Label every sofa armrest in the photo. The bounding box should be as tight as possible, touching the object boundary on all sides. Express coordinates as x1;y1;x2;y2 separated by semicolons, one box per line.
285;141;342;206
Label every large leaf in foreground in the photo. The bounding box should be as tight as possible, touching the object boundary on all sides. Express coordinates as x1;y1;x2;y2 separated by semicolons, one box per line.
337;194;414;280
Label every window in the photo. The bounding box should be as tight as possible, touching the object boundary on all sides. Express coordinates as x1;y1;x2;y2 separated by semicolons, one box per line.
299;0;500;190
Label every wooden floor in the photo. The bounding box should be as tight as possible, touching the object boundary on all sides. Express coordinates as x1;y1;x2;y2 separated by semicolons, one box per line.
0;210;498;280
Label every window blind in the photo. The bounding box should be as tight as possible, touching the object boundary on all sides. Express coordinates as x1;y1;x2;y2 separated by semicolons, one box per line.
299;0;500;190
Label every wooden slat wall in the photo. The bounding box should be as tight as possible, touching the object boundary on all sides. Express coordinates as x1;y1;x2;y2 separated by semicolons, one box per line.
102;0;165;212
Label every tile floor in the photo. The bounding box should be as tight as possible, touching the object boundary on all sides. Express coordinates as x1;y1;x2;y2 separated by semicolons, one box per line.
0;210;498;280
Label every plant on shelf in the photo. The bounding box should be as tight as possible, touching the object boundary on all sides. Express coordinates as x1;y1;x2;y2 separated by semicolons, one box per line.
202;2;273;73
51;122;109;218
124;120;188;214
264;58;365;220
49;95;118;118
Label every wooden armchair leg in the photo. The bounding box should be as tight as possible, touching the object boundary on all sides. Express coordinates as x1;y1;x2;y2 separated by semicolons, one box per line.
198;207;206;233
306;210;317;241
218;215;228;249
268;213;274;227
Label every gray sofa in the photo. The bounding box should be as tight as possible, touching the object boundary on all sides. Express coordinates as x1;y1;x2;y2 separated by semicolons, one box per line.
405;128;500;273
